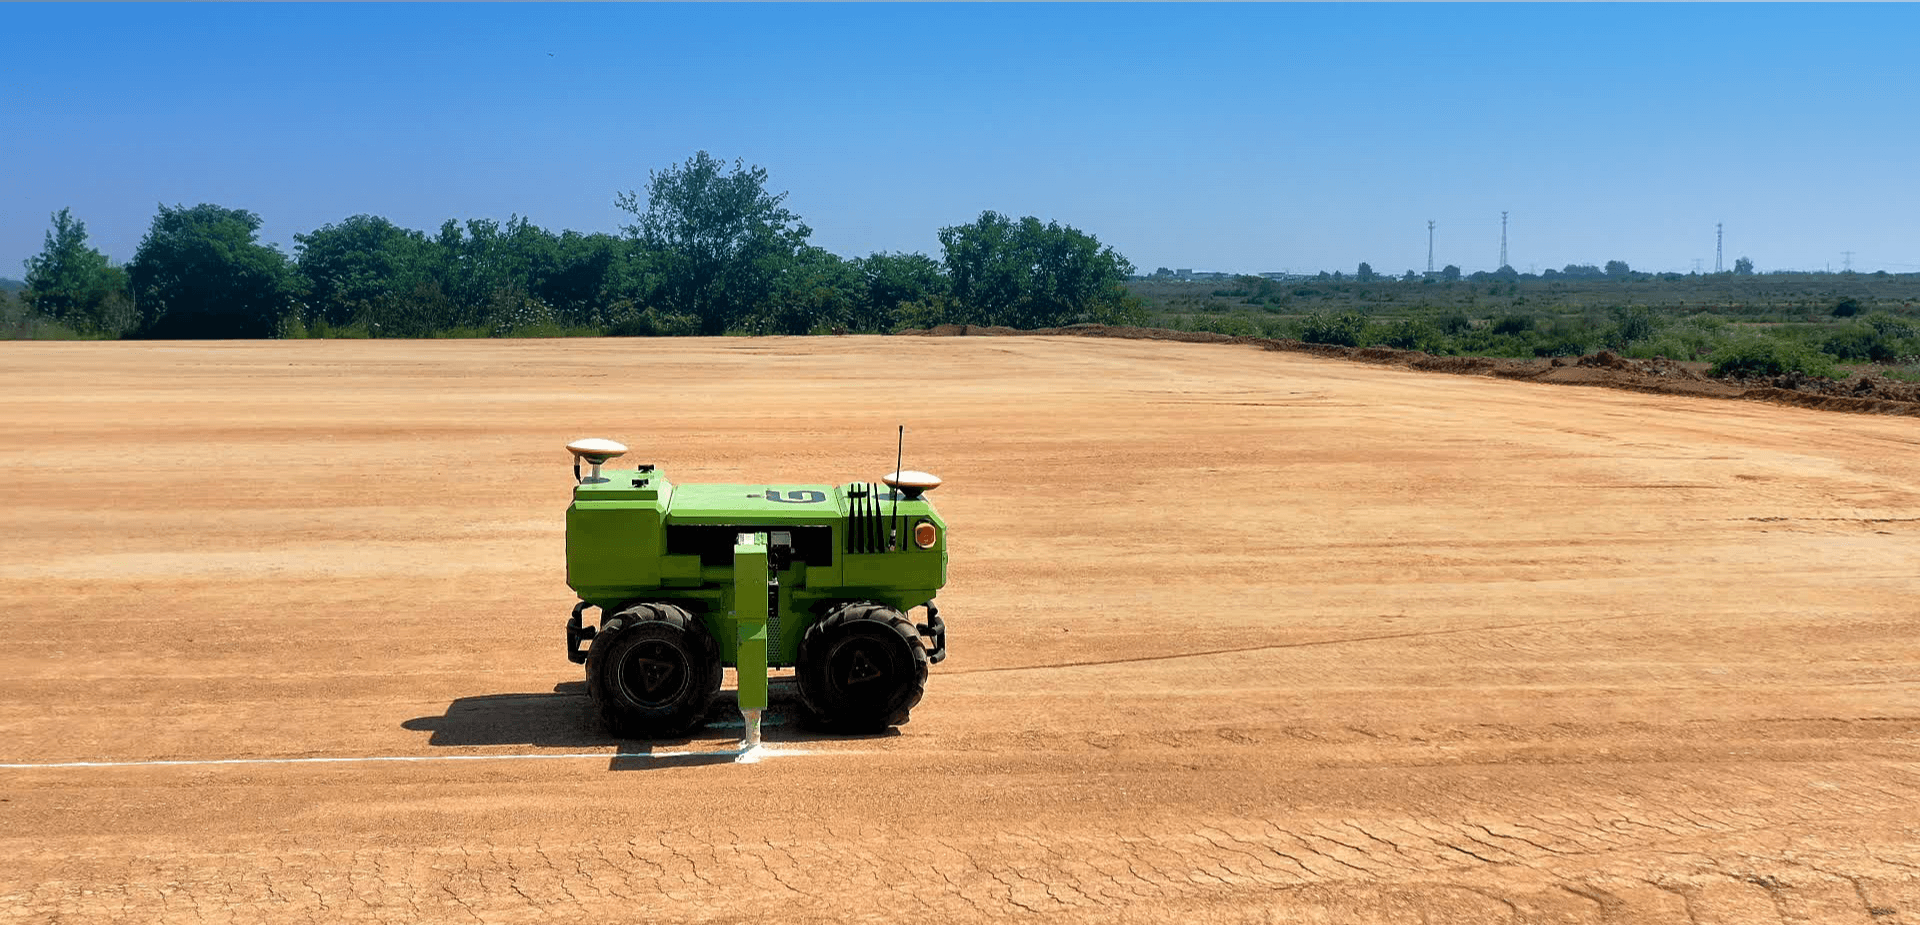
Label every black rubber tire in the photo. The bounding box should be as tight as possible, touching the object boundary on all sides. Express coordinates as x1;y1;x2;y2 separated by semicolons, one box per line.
585;602;722;738
797;602;929;733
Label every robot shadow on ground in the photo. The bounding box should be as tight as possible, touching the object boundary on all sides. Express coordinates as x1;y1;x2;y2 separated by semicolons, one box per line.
401;676;899;770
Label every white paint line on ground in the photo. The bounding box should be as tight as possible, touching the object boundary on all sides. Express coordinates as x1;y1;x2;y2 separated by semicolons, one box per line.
0;746;836;771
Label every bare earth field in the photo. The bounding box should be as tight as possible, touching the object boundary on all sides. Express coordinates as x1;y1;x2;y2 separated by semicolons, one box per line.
2;337;1917;924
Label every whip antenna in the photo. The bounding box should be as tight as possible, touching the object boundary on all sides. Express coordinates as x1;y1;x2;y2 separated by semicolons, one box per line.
891;425;904;550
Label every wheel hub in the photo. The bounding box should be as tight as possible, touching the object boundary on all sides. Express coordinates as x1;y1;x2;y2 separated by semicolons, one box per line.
833;639;890;689
619;640;690;706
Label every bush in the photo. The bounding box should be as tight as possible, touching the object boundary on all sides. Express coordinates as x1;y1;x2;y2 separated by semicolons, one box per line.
1864;312;1918;340
1451;328;1538;358
1708;338;1840;379
1625;322;1730;361
1188;313;1259;337
1533;335;1590;358
1298;310;1369;347
1256;315;1292;338
1822;315;1919;363
608;306;700;337
486;290;555;337
890;295;954;332
1490;313;1535;336
1607;306;1661;349
0;291;90;340
1832;297;1863;317
1822;323;1882;361
1537;316;1602;357
1436;312;1473;335
1377;319;1443;352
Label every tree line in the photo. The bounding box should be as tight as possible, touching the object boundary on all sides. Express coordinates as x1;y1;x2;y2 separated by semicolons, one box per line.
16;152;1143;339
1158;257;1761;288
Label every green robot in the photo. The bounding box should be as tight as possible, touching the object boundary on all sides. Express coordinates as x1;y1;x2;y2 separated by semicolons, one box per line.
562;437;948;746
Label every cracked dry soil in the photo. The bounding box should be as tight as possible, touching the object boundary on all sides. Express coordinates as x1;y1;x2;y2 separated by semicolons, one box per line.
1;336;1917;924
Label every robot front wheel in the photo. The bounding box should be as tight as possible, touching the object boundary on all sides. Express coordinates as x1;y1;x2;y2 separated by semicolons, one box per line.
796;601;930;734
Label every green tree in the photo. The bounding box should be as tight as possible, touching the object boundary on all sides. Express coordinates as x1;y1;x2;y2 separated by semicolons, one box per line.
937;211;1139;328
22;208;133;335
537;231;624;328
615;152;812;335
1356;261;1375;282
128;203;294;338
852;251;948;332
1733;256;1755;275
1441;264;1461;282
295;214;434;330
432;215;558;333
1605;259;1632;278
754;246;860;335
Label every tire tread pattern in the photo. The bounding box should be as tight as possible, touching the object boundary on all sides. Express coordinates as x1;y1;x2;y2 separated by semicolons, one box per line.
585;602;722;738
797;601;930;733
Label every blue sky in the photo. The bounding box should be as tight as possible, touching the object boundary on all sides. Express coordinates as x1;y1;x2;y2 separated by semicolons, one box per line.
5;3;1917;277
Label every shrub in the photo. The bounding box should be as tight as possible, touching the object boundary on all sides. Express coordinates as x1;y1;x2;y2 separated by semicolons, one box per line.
1533;335;1590;358
1607;306;1661;349
1436;312;1473;335
1864;312;1917;340
1377;319;1444;352
1625;322;1731;361
1822;315;1919;363
890;295;954;332
1832;297;1863;317
1708;338;1840;379
1490;313;1535;336
1452;328;1539;358
608;306;700;337
1822;323;1882;361
1189;313;1259;337
1298;310;1369;347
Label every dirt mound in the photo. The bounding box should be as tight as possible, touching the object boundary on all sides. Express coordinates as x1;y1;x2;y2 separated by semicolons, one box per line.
1721;371;1920;404
915;323;1028;337
1576;350;1631;371
907;323;1920;417
1739;386;1920;415
1411;355;1500;374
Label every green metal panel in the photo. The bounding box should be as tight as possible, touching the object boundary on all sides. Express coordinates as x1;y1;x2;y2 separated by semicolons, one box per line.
732;534;769;713
566;467;948;669
565;480;670;600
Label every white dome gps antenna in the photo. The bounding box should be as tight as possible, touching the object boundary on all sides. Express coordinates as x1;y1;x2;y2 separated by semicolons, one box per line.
881;469;942;500
566;438;627;484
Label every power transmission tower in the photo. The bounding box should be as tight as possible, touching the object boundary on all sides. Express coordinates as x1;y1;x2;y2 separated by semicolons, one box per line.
1499;212;1508;269
1843;250;1854;272
1715;223;1723;273
1427;220;1435;274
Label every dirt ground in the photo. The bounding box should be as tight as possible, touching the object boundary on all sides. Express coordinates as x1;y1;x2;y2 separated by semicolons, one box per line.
2;337;1917;924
